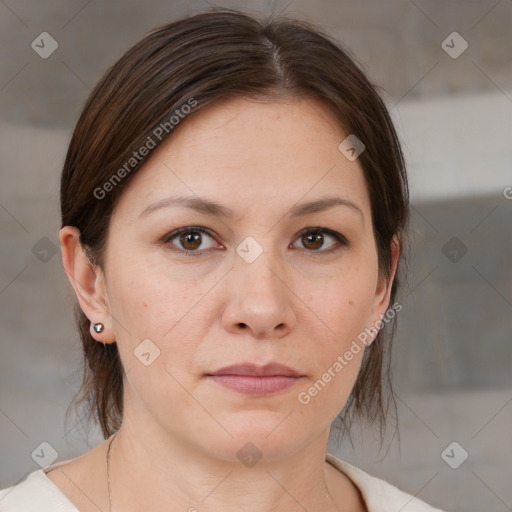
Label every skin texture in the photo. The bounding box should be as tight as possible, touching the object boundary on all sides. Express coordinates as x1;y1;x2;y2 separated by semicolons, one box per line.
55;96;399;512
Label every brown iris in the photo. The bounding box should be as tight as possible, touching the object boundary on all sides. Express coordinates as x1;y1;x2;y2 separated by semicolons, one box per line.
302;231;324;250
180;231;202;250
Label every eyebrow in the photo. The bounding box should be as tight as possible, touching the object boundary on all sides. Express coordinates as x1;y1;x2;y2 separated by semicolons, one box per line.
138;194;363;221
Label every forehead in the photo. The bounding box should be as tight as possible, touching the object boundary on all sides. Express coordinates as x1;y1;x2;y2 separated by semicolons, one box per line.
113;96;370;222
160;95;345;165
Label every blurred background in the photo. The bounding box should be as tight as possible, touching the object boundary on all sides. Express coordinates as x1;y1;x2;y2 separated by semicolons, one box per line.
0;1;511;511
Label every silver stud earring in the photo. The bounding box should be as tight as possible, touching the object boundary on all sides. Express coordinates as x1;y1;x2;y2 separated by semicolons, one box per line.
93;322;105;333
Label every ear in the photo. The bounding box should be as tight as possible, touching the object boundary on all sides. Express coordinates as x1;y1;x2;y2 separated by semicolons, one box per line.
366;234;401;343
59;226;115;344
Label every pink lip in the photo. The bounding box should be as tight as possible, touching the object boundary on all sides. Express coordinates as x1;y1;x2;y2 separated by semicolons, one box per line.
207;362;303;377
205;363;304;396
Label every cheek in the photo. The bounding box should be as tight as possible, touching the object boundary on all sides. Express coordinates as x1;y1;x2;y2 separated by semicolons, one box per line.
292;262;378;419
106;255;215;380
308;260;378;346
295;340;364;426
106;250;194;337
108;272;203;412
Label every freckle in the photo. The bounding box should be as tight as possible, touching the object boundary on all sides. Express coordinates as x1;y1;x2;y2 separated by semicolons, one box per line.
143;302;148;308
348;300;354;305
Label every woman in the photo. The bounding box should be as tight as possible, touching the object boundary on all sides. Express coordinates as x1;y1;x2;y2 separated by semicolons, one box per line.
0;8;447;512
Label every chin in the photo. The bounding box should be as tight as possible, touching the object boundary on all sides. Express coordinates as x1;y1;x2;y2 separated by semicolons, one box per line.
195;420;313;465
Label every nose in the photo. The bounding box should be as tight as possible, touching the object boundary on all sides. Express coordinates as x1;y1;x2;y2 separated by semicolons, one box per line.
221;251;296;340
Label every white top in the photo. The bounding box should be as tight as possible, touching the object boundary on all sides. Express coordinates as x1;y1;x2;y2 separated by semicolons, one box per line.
0;452;446;511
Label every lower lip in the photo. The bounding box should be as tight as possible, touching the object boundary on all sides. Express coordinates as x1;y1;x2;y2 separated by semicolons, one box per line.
207;375;302;395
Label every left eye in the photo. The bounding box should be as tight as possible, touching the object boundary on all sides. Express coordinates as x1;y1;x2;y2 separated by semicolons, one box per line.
291;228;347;253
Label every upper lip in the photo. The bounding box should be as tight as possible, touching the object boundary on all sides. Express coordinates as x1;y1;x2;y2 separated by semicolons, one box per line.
207;362;304;377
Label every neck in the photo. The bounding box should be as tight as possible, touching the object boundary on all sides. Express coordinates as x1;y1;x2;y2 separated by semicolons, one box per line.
106;422;343;512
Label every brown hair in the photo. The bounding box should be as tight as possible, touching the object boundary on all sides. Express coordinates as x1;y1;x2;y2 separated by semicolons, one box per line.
61;8;409;444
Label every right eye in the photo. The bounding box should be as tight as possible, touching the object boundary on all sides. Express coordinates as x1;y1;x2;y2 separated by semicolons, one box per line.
163;226;223;255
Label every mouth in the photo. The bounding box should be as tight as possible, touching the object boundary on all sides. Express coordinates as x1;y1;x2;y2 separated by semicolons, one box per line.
205;362;305;396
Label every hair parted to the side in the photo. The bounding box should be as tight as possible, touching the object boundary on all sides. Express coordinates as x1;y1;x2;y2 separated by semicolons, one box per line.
61;7;409;445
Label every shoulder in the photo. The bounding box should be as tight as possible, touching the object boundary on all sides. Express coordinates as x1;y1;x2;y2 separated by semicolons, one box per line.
326;452;449;512
0;467;78;512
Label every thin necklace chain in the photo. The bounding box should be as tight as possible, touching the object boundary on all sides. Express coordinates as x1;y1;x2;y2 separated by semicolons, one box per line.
106;432;117;512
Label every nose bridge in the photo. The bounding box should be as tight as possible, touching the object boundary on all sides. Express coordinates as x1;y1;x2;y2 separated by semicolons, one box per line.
238;246;283;297
236;239;287;304
223;238;294;338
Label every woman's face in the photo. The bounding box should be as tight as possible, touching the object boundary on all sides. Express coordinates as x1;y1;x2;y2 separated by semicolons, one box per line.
98;96;396;460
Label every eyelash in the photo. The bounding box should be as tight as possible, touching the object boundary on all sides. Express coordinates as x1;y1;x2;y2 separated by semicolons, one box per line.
162;226;349;257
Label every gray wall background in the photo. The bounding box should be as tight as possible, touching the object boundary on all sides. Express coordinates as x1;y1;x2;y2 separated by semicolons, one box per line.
1;1;511;511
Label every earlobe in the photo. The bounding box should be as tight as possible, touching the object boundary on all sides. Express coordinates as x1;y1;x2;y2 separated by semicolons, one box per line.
58;226;116;344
